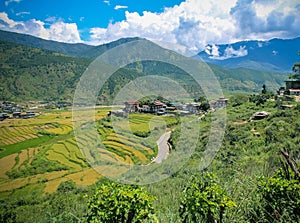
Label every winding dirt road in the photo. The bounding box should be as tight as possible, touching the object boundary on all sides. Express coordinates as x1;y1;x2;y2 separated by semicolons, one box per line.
153;131;171;163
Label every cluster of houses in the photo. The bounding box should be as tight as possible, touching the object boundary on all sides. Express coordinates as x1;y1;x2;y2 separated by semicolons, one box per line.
0;102;36;121
109;97;228;117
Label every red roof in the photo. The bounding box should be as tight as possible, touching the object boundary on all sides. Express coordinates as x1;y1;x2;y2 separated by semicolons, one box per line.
125;101;140;105
153;101;164;106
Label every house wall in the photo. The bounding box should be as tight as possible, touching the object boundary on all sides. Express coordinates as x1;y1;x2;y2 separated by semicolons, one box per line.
286;81;300;90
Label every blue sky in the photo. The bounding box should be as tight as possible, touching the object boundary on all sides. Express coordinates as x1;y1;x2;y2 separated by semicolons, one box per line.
0;0;184;40
0;0;299;53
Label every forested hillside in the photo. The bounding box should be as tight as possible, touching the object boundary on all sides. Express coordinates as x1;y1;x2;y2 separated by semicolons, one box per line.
0;41;143;102
0;30;141;59
0;30;288;102
0;41;91;101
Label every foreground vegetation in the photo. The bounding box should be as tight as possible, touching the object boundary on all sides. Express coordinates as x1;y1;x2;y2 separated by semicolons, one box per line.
0;91;299;222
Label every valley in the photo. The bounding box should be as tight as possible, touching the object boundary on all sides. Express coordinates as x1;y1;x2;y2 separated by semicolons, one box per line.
0;29;299;222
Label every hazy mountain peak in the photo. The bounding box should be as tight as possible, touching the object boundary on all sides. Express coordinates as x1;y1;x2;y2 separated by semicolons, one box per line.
197;37;300;72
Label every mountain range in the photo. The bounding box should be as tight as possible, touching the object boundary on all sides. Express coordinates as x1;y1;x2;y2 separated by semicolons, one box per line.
197;37;300;73
0;30;140;59
0;29;297;102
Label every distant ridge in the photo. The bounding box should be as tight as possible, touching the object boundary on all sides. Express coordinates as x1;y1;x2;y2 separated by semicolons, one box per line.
0;29;141;58
197;37;300;73
1;29;299;73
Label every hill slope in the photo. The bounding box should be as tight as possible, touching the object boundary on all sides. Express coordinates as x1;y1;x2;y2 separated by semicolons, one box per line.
0;40;286;102
0;30;140;58
0;41;91;101
0;41;147;102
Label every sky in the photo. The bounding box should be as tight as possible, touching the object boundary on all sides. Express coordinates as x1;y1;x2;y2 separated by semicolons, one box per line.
0;0;300;53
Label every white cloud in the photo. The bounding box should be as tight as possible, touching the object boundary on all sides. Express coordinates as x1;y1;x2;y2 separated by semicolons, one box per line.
0;12;82;43
114;5;128;10
45;16;57;23
16;11;30;16
87;0;300;53
222;45;248;59
1;0;300;53
205;44;220;57
204;44;248;60
103;0;110;6
5;0;21;6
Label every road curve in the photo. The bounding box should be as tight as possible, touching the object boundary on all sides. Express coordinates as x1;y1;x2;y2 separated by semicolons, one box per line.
153;131;171;163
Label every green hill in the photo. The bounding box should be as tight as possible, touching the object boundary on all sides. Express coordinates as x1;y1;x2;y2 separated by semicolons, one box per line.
0;38;286;102
0;41;147;102
126;60;285;94
0;30;141;59
0;41;91;101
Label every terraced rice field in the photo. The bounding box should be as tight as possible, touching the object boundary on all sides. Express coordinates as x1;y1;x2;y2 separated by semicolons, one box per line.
0;153;18;179
0;125;38;145
46;139;87;170
45;124;73;135
0;108;175;197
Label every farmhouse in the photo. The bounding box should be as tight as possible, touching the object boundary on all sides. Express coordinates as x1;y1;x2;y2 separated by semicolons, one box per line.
12;111;21;118
132;100;167;114
282;59;300;96
186;102;200;114
284;78;300;96
124;101;140;113
0;113;9;121
149;101;166;113
252;111;269;120
26;111;36;118
289;89;300;96
210;97;229;109
169;102;183;110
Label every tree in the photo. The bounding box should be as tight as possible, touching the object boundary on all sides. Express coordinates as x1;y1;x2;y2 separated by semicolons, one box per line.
86;181;158;223
179;173;236;223
262;84;267;94
200;101;210;112
292;62;300;76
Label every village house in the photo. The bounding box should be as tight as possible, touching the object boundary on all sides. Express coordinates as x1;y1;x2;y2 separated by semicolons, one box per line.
129;101;167;114
124;101;140;113
0;113;9;121
284;78;300;96
252;111;269;120
149;101;166;113
186;102;200;114
12;111;22;118
26;111;36;118
281;59;300;97
210;97;229;109
168;102;183;110
289;89;300;96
